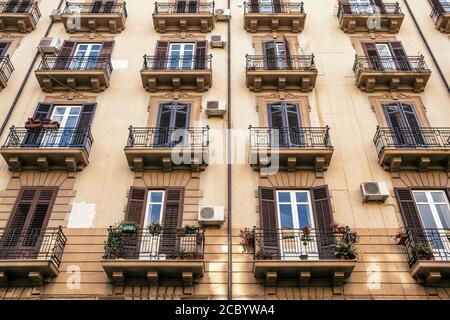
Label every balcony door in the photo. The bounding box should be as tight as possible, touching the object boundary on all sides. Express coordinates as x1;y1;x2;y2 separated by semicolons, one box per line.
70;43;102;70
91;1;115;14
383;103;426;147
48;105;82;147
155;103;190;147
263;37;291;70
363;42;411;71
139;190;165;260
3;1;31;13
268;102;303;147
176;0;198;13
349;0;374;14
276;190;319;260
167;43;195;70
412;190;450;260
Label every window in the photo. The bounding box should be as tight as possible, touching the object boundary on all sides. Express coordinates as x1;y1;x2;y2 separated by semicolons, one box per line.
362;42;410;71
176;0;198;13
91;1;114;14
383;103;425;146
349;0;374;14
438;0;450;12
144;190;165;226
263;38;291;70
0;42;10;57
3;1;31;14
153;41;207;71
167;43;195;70
70;43;102;70
268;102;303;147
155;102;190;146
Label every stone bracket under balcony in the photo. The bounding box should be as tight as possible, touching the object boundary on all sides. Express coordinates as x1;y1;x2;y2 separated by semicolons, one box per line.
354;71;431;93
246;70;317;92
253;260;357;295
377;150;450;172
434;12;450;33
61;10;127;34
140;70;212;92
339;13;404;33
410;261;450;287
153;13;215;33
244;13;306;33
102;260;205;292
0;260;60;287
35;69;111;93
0;5;40;33
124;148;209;172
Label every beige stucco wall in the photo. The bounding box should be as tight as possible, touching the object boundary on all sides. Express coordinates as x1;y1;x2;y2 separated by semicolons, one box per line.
0;0;449;299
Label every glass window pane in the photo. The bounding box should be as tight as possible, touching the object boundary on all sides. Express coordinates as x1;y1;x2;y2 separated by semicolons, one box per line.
436;204;450;229
150;192;163;203
149;204;162;223
69;107;81;115
413;192;428;203
296;192;308;203
417;204;438;229
297;204;311;228
278;192;291;203
279;204;293;229
431;192;446;203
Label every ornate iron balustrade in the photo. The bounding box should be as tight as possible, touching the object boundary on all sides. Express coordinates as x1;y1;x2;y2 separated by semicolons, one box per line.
2;126;94;155
126;127;209;148
337;1;402;16
103;227;205;260
0;55;14;85
429;0;450;23
142;54;212;71
353;55;429;73
37;55;113;73
403;228;450;268
154;1;214;14
373;127;450;156
0;1;41;24
253;228;358;260
246;54;316;71
249;126;332;149
0;227;67;267
63;2;128;17
244;2;304;14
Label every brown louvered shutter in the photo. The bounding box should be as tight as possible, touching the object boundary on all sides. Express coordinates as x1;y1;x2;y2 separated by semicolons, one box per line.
195;40;208;70
283;36;292;70
259;187;279;258
159;189;183;256
77;103;96;130
273;0;282;13
24;103;54;147
55;41;76;69
263;41;277;70
362;42;381;70
373;0;386;14
311;185;335;259
154;41;169;70
249;0;259;13
122;187;147;258
389;41;411;71
98;41;114;69
340;0;352;14
33;102;54;120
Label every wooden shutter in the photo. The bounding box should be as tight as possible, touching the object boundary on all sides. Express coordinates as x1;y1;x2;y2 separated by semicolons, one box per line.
187;0;198;13
17;0;31;13
195;40;208;70
259;187;279;258
76;103;96;130
176;0;186;13
33;102;54;120
159;189;183;256
283;36;292;70
373;0;386;14
311;185;335;259
122;187;147;259
23;103;54;147
340;0;352;14
55;41;76;69
249;0;259;13
4;1;18;13
273;0;282;13
0;42;10;56
91;1;103;13
154;41;169;70
389;41;410;71
362;42;381;70
263;41;277;70
97;41;114;69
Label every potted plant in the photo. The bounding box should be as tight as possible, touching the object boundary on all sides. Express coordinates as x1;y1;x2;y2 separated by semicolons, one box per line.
103;227;123;259
25;117;43;129
332;222;347;234
147;221;161;235
394;228;408;245
300;226;313;260
342;227;360;244
411;242;433;260
331;240;358;260
172;248;185;260
176;227;186;236
184;224;199;235
121;221;138;234
41;117;60;129
239;228;255;253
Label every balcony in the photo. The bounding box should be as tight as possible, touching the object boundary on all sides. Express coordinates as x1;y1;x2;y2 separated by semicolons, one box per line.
374;127;450;172
35;55;113;92
153;2;215;33
252;228;357;290
353;55;431;92
403;228;450;286
0;55;13;90
243;2;306;33
246;55;317;92
337;1;404;33
102;227;205;289
61;2;128;34
140;55;212;92
0;1;40;33
249;127;333;172
430;0;450;33
0;227;66;286
0;126;94;172
124;126;209;172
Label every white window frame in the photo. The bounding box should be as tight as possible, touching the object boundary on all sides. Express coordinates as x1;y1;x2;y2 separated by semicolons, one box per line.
167;42;195;70
70;43;102;70
375;43;397;71
349;0;374;14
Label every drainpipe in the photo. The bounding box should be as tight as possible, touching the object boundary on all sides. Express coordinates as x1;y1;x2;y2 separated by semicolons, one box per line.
403;0;450;94
0;0;65;138
226;0;233;300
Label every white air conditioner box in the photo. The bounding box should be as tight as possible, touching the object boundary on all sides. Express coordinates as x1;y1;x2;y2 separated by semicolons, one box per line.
361;182;389;203
205;101;226;117
215;8;231;21
198;206;225;226
37;37;63;55
210;35;226;49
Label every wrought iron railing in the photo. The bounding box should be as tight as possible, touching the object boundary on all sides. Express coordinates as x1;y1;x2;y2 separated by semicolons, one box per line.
0;227;66;267
142;54;212;71
249;126;332;149
63;2;128;17
429;0;450;24
0;55;14;85
244;2;304;14
37;55;113;73
403;228;450;268
373;127;450;156
246;55;316;71
353;55;429;73
154;1;214;14
2;126;94;155
103;227;205;260
253;228;358;260
0;1;41;25
337;1;402;16
126;126;209;148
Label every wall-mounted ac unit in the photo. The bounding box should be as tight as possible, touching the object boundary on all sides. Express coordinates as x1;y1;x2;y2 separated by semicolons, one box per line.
210;35;226;49
215;8;231;21
361;182;389;203
50;8;63;22
37;37;63;55
198;206;225;226
205;101;226;117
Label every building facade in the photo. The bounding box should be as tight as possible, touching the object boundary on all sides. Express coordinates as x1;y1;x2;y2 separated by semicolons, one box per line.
0;0;449;300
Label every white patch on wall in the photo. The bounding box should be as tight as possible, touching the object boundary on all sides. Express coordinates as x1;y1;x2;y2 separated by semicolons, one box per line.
366;263;381;290
67;202;96;228
111;60;129;69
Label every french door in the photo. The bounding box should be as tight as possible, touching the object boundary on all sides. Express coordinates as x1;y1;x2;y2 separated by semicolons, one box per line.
276;190;318;260
155;103;190;147
176;0;198;13
268;102;303;147
264;42;288;70
48;106;82;147
139;190;165;260
167;43;195;70
70;43;102;70
412;190;450;260
349;0;374;14
91;1;114;14
375;44;397;71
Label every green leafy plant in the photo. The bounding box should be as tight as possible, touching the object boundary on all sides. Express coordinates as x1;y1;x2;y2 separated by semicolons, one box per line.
103;226;123;259
184;225;200;234
239;228;255;253
411;242;433;260
147;221;161;235
172;247;186;259
332;241;358;260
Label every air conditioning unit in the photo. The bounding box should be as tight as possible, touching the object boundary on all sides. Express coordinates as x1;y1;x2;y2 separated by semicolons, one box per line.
37;37;63;55
210;35;226;49
215;8;231;21
205;101;226;117
50;8;63;21
361;182;389;203
198;206;225;226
